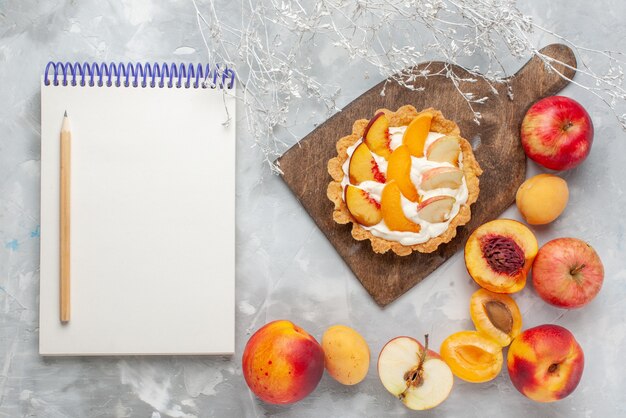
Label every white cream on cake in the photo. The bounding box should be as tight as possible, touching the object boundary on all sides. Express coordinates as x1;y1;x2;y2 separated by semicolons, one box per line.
341;126;469;246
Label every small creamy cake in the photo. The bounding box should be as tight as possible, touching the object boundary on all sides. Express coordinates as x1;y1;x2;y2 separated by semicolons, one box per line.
327;106;482;256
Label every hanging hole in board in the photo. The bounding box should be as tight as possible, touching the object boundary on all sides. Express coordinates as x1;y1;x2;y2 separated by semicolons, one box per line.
471;134;482;151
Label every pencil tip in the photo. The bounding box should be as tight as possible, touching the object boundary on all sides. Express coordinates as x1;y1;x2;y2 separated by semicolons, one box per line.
64;110;68;117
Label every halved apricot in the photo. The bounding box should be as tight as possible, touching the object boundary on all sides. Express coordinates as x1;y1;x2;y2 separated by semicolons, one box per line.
464;219;538;293
440;331;503;383
470;289;522;347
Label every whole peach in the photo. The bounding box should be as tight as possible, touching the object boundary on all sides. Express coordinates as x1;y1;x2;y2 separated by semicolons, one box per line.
507;325;584;402
242;320;324;404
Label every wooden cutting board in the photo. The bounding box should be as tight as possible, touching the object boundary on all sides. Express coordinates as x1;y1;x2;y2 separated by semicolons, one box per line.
277;44;577;307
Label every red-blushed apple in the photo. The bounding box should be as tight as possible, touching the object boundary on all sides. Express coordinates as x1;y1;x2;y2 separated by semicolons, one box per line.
378;335;453;410
507;325;584;402
520;96;593;170
242;320;324;404
532;238;604;308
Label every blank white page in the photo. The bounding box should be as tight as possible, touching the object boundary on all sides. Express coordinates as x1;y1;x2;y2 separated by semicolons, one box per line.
40;80;235;355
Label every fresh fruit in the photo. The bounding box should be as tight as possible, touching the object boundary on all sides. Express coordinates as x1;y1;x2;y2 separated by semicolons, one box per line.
348;143;386;184
521;96;594;170
507;325;584;402
469;289;522;347
402;112;433;157
420;167;463;190
532;238;604;308
426;135;461;165
381;182;421;233
322;325;370;385
464;219;538;293
378;335;453;410
242;320;324;404
345;185;382;227
516;174;569;225
440;331;503;383
364;112;392;158
387;145;419;201
417;196;456;223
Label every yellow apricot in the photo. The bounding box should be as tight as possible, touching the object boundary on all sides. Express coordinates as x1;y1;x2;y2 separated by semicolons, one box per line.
516;174;569;225
322;325;370;385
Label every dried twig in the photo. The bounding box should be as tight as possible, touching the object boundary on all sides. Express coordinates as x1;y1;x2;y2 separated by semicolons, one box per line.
189;0;626;173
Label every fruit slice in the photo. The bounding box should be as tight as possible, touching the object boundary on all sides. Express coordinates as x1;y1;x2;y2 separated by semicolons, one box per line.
363;112;392;158
469;289;522;347
378;336;453;410
387;145;418;201
402;112;433;157
420;167;463;190
417;196;456;223
381;182;421;233
426;135;461;165
345;185;382;227
348;143;386;184
464;219;538;293
440;331;503;383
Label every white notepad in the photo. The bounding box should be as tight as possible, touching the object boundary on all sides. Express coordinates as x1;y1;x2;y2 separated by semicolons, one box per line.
39;62;236;355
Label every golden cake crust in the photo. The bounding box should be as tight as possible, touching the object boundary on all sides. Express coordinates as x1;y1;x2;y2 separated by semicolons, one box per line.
327;105;482;256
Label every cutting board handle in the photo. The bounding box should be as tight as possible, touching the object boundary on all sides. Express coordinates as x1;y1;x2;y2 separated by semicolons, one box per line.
506;43;577;109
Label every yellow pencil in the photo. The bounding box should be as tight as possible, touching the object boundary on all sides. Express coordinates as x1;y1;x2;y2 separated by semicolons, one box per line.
60;111;71;323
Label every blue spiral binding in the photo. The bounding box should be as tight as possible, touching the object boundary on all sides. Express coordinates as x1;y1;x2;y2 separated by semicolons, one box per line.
44;62;236;89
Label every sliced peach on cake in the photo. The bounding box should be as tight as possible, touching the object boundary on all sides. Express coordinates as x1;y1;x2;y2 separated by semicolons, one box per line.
417;196;456;223
381;182;421;233
402;112;433;157
470;289;522;347
440;331;503;383
345;185;382;227
349;143;386;184
464;219;538;293
363;112;392;158
387;145;418;202
426;135;461;165
420;167;463;190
